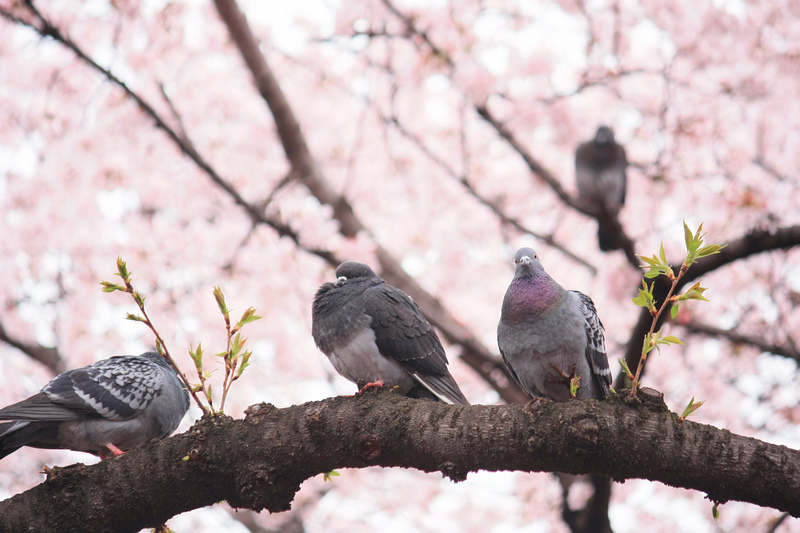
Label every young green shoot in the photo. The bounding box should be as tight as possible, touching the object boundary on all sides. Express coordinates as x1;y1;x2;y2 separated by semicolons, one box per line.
214;285;261;412
569;374;581;399
101;257;210;415
102;258;261;415
628;223;724;400
680;396;705;422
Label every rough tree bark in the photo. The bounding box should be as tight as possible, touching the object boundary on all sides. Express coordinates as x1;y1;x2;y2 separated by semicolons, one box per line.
0;388;797;533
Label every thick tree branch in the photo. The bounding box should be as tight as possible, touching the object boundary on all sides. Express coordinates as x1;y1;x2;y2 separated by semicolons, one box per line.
212;0;525;403
616;225;800;390
0;389;797;532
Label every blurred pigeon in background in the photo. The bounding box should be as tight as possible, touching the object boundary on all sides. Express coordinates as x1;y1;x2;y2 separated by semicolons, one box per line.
576;125;627;251
312;261;469;405
0;351;189;460
498;248;611;401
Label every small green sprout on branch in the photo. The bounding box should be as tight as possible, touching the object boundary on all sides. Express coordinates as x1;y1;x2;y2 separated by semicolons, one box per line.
102;257;261;415
680;396;705;422
629;223;724;401
212;285;260;413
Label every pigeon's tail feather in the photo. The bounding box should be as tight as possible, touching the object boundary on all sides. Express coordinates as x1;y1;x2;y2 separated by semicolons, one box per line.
411;373;470;405
0;421;58;459
406;384;441;402
597;220;618;251
596;375;611;398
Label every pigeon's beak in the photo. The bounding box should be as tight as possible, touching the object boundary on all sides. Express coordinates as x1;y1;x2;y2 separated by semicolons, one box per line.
519;256;531;266
334;276;347;287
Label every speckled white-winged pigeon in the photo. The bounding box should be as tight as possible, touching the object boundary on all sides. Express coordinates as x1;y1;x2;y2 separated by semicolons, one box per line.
0;351;189;459
576;125;627;251
312;261;469;405
497;248;611;401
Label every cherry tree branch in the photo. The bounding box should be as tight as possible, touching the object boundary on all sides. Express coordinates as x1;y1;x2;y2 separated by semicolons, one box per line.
616;225;800;390
0;1;336;267
0;389;797;532
383;115;597;273
258;46;595;272
0;321;66;374
474;105;639;266
378;0;640;266
211;0;526;403
681;321;800;363
0;0;524;403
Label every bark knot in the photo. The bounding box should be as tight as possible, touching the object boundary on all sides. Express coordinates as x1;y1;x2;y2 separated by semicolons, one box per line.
567;416;601;451
358;435;382;461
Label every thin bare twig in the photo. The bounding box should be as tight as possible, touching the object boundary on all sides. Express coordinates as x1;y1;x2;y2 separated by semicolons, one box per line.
682;321;800;363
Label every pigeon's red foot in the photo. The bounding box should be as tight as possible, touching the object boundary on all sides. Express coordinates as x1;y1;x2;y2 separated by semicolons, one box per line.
100;442;126;460
357;380;385;396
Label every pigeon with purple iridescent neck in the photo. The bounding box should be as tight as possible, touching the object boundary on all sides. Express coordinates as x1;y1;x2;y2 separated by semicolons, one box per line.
312;261;469;405
497;248;611;401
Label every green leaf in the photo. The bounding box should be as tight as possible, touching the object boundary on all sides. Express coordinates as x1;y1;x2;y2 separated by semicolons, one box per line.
125;313;146;322
638;250;673;279
661;335;684;345
213;285;228;316
680;396;705;421
684;222;705;256
712;502;720;521
670;303;680;319
638;254;660;266
643;333;657;355
100;281;125;293
696;244;724;258
132;291;146;307
683;221;693;251
231;332;245;355
189;343;204;370
205;383;213;404
569;374;581;399
237;351;252;378
643;268;661;279
679;280;710;302
632;281;656;312
236;307;262;328
323;470;340;482
618;358;633;379
116;257;130;282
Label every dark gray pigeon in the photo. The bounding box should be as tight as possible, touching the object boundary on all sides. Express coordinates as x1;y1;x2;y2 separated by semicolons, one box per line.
0;351;189;460
575;125;627;251
498;248;611;401
312;261;469;405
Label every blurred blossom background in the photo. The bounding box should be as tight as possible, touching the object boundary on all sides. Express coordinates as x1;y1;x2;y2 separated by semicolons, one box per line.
1;0;799;531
